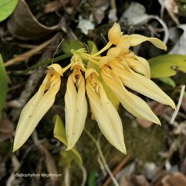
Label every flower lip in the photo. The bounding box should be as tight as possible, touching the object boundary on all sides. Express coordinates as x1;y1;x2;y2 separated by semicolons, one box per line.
48;64;63;75
71;61;86;71
85;68;99;79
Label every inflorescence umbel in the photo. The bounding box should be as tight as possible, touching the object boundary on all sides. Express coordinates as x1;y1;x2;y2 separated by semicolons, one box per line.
13;23;175;153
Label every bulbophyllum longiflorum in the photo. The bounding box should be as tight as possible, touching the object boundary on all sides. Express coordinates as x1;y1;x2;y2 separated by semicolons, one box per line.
13;23;175;153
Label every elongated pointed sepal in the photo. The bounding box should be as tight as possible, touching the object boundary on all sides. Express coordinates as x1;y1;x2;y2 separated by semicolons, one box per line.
101;69;160;125
117;68;175;109
13;64;62;152
65;69;87;150
86;69;126;153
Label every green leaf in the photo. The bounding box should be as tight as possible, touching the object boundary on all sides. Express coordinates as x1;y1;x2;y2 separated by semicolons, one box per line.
87;41;100;72
53;115;82;167
61;40;84;54
0;55;8;119
21;53;71;74
148;54;186;78
0;0;18;22
159;77;176;87
88;41;99;55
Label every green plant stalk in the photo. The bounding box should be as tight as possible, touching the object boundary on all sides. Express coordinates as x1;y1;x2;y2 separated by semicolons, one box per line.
24;53;71;73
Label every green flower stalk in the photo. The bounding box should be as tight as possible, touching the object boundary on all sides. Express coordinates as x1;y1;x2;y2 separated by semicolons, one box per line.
13;23;175;153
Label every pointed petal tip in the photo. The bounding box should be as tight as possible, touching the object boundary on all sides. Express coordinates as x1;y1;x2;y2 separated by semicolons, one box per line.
170;102;176;110
164;97;176;110
12;143;20;152
154;117;161;125
13;148;16;152
65;141;75;151
13;133;28;152
156;120;161;125
65;145;73;151
116;143;127;154
146;115;161;125
163;45;167;51
121;147;127;154
13;148;18;153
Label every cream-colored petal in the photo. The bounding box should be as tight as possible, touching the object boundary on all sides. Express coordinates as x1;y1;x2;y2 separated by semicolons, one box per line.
101;70;160;124
129;34;167;50
65;73;87;150
15;83;46;133
72;75;87;144
13;77;61;152
86;82;126;153
117;67;175;109
65;75;77;147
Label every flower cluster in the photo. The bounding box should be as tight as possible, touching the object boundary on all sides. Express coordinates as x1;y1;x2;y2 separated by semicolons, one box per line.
13;23;175;153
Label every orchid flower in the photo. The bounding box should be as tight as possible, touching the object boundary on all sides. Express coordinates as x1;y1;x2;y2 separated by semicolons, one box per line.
98;23;175;125
13;64;63;152
86;69;126;153
65;62;87;150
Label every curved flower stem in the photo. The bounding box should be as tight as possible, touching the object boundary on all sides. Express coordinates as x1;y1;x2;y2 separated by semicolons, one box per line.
23;53;72;73
92;42;112;56
84;128;119;186
82;53;101;59
80;53;100;65
62;63;72;73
